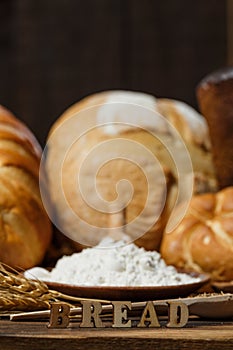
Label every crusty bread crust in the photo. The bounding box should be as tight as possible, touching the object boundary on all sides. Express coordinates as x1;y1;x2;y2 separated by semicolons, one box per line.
0;105;52;268
161;186;233;281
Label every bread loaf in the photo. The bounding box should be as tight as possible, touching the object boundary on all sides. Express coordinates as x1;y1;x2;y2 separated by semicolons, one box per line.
0;105;52;269
160;187;233;281
45;91;216;250
196;67;233;189
157;98;217;193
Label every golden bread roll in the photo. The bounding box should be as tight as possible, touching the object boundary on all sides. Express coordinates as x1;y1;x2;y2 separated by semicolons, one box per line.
196;67;233;189
45;91;215;250
0;105;52;269
161;187;233;281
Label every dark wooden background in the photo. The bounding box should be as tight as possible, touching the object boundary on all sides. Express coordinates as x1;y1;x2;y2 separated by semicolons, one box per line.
0;0;227;145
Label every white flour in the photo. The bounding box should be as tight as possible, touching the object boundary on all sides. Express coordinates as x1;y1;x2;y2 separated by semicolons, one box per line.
25;237;200;286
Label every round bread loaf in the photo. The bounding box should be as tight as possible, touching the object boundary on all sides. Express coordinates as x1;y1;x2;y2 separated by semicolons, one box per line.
0;105;52;269
160;187;233;281
196;67;233;189
45;91;216;250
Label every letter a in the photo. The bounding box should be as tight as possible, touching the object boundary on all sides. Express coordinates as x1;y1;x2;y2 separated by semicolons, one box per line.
137;301;160;328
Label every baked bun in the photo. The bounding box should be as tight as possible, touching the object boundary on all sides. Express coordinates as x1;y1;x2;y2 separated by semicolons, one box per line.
196;67;233;189
45;91;215;250
0;105;52;269
160;187;233;282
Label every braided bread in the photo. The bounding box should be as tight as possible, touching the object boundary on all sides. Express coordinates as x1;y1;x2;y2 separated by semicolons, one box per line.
0;105;52;269
161;187;233;281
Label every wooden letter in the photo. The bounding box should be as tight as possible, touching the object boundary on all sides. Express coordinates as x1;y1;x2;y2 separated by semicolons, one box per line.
80;301;104;328
137;301;160;328
48;303;70;328
167;301;189;328
112;301;132;328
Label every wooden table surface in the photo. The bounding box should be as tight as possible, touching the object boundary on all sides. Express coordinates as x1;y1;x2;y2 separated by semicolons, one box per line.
0;320;233;350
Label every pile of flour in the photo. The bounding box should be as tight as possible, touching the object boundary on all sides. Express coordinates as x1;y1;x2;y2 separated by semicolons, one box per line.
25;237;200;287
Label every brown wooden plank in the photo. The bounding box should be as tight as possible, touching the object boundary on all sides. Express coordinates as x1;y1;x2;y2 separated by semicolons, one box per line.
0;0;228;145
0;320;233;350
227;0;233;65
129;0;227;106
10;0;124;144
0;0;14;107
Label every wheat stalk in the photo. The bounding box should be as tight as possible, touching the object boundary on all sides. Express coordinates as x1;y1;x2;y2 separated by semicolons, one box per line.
0;263;109;312
0;291;52;311
0;263;54;311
